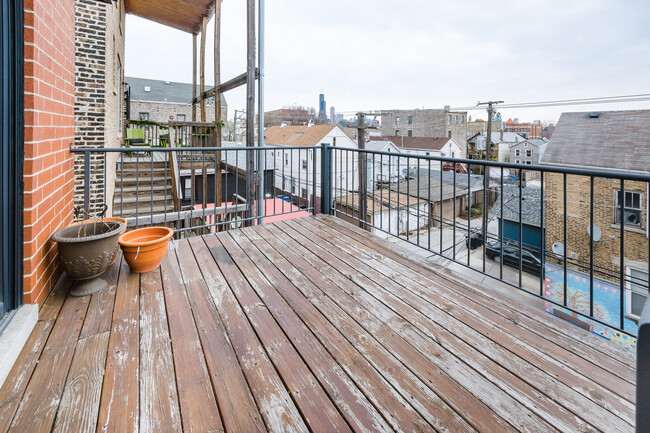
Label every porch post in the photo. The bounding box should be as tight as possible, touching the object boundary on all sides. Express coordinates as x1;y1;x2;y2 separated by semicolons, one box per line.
637;301;650;432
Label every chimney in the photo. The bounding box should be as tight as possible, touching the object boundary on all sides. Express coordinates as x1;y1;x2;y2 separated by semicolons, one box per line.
500;130;503;141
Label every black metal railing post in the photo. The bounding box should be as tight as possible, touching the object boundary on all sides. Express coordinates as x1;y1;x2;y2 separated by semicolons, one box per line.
320;142;331;214
637;300;650;432
83;150;90;213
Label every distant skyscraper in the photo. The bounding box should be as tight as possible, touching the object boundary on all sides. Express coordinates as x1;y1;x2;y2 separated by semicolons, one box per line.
330;107;335;124
318;93;327;123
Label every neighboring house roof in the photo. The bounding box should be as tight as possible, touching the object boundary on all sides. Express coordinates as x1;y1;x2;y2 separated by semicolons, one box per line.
411;168;484;192
510;139;547;148
375;136;452;150
540;110;650;172
334;192;422;214
468;132;526;144
264;125;338;147
489;184;542;227
365;140;401;153
126;76;227;106
388;174;465;202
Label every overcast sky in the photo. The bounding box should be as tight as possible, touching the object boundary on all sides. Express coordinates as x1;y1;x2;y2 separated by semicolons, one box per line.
125;0;650;124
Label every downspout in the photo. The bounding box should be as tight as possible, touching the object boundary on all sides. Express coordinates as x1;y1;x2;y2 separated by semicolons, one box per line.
256;0;265;224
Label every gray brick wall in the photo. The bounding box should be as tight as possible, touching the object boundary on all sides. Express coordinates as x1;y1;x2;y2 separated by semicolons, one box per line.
381;109;468;146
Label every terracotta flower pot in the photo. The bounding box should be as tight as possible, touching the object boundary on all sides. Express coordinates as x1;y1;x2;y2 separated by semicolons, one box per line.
51;220;125;296
71;217;127;264
119;227;174;273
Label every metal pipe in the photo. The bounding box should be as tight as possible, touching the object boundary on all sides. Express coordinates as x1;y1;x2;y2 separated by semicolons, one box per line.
257;0;265;224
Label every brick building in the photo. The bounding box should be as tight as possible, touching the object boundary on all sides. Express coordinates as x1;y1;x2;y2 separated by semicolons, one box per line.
505;118;542;139
126;76;228;124
380;107;468;146
541;110;650;319
74;0;126;216
21;0;77;307
264;107;309;127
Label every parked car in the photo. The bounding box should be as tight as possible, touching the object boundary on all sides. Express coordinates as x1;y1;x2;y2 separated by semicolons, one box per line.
484;241;542;275
465;230;484;250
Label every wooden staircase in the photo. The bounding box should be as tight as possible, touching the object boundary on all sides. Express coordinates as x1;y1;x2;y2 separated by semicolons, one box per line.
113;160;176;218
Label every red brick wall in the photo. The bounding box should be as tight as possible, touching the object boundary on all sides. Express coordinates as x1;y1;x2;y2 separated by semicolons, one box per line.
23;0;76;305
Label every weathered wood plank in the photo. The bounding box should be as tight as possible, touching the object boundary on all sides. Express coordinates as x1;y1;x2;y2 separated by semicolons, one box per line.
319;213;637;370
80;253;121;339
290;217;629;433
176;239;266;433
0;320;54;433
315;216;637;410
265;223;555;433
244;226;470;433
97;258;140;433
205;234;352;433
160;242;223;433
222;229;395;433
52;332;110;433
191;236;308;432
8;295;90;433
38;272;73;322
139;268;183;433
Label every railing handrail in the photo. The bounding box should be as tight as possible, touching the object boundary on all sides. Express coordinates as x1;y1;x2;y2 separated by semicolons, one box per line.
338;147;650;182
69;145;319;153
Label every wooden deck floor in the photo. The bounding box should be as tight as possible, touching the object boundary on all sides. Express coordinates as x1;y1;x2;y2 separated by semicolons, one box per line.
0;215;636;433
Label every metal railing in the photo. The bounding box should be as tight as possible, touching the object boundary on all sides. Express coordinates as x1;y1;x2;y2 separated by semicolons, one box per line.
328;145;650;340
70;145;319;236
71;143;650;340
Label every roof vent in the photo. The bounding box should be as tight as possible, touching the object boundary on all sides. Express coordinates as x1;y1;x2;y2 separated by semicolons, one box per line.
589;112;600;118
144;86;151;92
164;81;171;85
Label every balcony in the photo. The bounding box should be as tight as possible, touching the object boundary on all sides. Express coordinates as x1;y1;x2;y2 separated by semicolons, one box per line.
0;213;635;432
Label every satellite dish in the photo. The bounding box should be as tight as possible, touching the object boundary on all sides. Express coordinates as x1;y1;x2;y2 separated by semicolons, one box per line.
552;242;565;256
587;225;602;242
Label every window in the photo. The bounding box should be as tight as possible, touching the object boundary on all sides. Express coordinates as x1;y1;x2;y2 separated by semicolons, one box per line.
408;116;413;125
425;152;430;156
139;112;149;121
285;153;289;166
526;149;532;157
302;160;307;170
515;159;521;164
144;86;151;92
461;116;465;125
396;117;401;125
524;142;528;147
447;131;451;138
333;137;337;147
525;161;532;165
395;129;399;135
448;115;451;124
454;116;458;124
626;268;648;319
616;190;643;226
408;130;412;137
177;114;186;121
515;149;521;156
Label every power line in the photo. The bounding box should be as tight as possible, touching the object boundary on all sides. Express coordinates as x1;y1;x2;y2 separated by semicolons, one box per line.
332;92;650;116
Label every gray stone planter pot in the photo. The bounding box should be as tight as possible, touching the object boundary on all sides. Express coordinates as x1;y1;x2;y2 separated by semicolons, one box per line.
51;221;125;296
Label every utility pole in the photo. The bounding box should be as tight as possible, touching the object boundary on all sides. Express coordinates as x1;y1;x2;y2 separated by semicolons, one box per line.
477;100;503;161
357;112;367;229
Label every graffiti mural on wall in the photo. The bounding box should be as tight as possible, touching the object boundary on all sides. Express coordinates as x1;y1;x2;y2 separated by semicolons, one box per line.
544;263;638;352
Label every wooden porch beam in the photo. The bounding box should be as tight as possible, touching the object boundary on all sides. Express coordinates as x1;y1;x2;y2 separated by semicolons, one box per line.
191;69;259;105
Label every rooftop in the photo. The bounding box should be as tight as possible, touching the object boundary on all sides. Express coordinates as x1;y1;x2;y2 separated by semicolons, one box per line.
376;136;452;150
334;192;423;213
490;184;543;226
541;110;650;172
0;216;634;432
389;174;466;202
126;76;228;106
264;124;337;147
